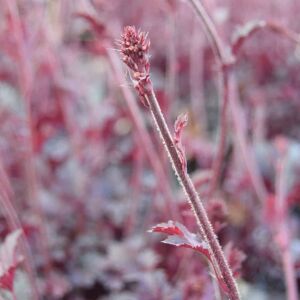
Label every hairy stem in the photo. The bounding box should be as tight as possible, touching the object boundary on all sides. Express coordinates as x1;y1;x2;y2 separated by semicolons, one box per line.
144;87;240;300
120;24;239;300
207;68;230;198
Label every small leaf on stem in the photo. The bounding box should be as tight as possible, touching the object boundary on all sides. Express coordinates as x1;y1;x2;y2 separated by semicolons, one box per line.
149;221;210;256
173;113;188;173
149;220;244;296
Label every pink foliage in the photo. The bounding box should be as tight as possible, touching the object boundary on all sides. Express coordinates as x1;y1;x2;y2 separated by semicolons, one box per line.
0;0;299;299
149;221;210;257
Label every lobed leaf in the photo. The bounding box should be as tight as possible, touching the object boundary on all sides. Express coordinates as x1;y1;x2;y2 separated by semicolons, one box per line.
149;221;210;258
150;221;245;296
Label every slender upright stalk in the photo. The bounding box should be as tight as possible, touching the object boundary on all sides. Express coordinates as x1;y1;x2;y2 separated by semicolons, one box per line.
208;68;230;197
119;26;240;300
187;0;233;197
188;0;228;63
229;77;268;203
146;85;239;300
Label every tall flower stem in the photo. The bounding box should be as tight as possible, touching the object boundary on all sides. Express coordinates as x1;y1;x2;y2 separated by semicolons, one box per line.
145;87;240;300
119;26;240;300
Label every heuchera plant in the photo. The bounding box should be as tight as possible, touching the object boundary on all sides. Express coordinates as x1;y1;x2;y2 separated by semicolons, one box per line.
0;0;300;299
119;25;240;299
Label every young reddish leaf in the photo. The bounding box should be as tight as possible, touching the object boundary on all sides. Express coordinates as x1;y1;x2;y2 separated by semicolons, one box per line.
149;221;244;297
149;221;210;258
174;113;188;145
173;113;188;173
162;235;209;257
0;230;23;291
148;220;184;236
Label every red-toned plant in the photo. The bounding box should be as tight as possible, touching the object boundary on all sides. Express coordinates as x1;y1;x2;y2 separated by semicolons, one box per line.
119;25;240;300
0;1;299;299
